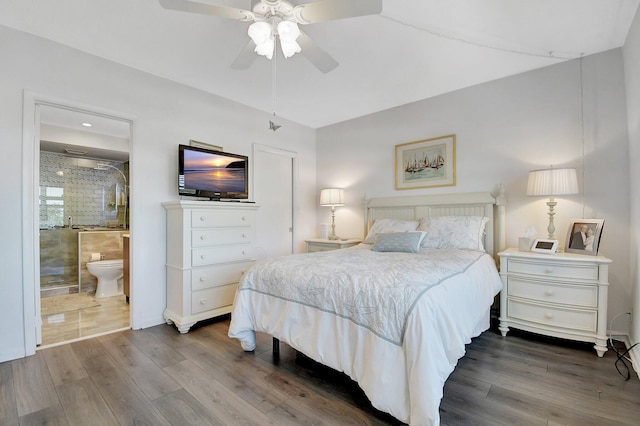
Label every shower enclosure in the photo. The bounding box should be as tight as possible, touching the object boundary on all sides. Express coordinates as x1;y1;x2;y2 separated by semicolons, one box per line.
39;151;129;296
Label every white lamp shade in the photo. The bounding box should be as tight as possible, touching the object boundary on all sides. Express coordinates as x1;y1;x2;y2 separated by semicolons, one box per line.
320;188;345;206
527;167;579;196
248;22;272;45
277;20;300;42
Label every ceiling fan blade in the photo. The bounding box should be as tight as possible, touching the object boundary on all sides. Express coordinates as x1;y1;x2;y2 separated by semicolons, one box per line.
293;0;382;25
297;32;339;73
159;0;253;21
231;40;258;70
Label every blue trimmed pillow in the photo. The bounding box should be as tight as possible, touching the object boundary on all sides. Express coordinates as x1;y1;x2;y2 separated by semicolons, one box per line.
363;219;420;244
371;232;426;253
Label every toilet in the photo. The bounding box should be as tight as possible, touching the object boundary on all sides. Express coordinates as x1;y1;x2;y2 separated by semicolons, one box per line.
87;259;124;298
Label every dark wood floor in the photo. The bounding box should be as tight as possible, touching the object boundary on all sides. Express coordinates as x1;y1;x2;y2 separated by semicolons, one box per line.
1;317;639;425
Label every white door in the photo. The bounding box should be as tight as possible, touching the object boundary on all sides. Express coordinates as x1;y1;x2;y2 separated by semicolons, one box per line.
253;144;295;258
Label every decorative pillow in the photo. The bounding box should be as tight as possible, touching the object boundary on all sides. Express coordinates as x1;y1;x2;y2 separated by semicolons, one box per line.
363;218;420;244
371;232;426;253
418;216;489;251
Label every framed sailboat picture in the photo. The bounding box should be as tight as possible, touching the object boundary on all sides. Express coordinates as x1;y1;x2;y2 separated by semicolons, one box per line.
395;134;456;190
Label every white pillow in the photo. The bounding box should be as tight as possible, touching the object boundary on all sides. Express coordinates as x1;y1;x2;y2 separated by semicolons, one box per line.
418;216;489;251
363;218;419;244
371;232;426;253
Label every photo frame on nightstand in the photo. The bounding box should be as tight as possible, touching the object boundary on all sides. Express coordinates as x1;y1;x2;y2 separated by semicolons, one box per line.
565;219;605;256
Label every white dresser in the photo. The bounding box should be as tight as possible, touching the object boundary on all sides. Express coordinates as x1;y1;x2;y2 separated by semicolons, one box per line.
498;248;611;357
163;201;259;333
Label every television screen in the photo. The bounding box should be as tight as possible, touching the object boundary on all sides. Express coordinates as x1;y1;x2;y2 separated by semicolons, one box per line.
178;144;248;200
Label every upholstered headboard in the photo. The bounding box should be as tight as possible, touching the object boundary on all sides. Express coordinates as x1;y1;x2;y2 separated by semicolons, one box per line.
364;188;506;259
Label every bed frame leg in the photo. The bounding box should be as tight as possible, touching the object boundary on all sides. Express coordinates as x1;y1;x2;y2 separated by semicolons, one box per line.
272;337;280;361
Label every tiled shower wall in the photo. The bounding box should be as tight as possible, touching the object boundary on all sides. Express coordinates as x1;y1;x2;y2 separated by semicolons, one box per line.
39;151;128;229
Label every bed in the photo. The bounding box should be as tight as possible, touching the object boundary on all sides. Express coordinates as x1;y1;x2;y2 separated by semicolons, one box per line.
228;190;506;425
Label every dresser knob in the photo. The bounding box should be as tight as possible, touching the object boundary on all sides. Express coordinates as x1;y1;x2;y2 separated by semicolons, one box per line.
545;313;553;319
544;290;554;297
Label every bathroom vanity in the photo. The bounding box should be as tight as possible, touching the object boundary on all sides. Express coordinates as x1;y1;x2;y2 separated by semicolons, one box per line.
162;201;259;333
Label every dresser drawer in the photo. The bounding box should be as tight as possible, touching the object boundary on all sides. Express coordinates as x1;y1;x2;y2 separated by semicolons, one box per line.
508;277;598;308
192;210;255;228
192;245;254;266
191;261;253;291
508;259;599;281
191;284;237;314
507;298;597;332
192;228;253;247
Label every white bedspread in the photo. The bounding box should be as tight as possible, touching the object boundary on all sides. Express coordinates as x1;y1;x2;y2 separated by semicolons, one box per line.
228;245;502;425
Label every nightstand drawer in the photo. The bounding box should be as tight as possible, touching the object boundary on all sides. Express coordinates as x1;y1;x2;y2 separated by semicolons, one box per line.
191;284;237;314
192;210;255;228
507;299;597;332
191;261;253;291
508;259;599;281
192;228;253;247
508;278;598;308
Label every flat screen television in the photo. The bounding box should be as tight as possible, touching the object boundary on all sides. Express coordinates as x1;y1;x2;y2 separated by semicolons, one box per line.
178;144;249;200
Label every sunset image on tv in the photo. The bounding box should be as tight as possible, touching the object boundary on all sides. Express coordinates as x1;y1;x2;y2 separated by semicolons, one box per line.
183;150;245;192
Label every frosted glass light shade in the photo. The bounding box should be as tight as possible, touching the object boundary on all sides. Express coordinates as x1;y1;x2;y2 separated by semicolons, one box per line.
527;168;579;196
320;188;345;206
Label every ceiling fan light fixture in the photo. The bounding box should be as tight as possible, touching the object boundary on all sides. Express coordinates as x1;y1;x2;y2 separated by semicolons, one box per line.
280;39;301;58
255;38;275;59
277;20;300;42
248;21;272;45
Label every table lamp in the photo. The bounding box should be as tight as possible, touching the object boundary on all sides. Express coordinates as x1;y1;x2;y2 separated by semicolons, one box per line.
320;188;345;240
527;167;579;239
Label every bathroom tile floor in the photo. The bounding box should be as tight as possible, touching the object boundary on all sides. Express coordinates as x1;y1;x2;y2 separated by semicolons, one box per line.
40;293;130;347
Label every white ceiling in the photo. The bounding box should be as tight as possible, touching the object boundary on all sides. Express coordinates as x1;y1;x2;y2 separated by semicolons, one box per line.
2;0;638;129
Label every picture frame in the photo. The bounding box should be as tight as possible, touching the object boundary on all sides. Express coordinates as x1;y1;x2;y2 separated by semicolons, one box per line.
395;134;456;190
565;219;605;256
530;238;559;254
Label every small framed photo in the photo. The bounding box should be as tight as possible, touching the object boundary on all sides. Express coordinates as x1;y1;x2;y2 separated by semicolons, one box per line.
395;134;456;190
565;219;605;256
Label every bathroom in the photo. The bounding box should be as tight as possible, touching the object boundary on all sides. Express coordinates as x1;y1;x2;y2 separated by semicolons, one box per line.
38;105;131;347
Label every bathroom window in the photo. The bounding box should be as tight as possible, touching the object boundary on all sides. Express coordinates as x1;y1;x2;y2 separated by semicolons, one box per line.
40;186;64;228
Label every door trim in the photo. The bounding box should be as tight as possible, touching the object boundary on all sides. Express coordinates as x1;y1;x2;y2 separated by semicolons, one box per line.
22;91;134;355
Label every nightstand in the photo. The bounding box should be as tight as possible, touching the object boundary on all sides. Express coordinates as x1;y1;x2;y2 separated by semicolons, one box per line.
498;247;612;357
305;238;362;253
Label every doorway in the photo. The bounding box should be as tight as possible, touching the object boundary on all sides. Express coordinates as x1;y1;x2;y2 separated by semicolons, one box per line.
34;102;132;348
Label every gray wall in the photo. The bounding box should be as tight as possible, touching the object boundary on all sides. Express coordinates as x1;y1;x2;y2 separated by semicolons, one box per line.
623;7;640;360
0;25;317;362
317;49;633;337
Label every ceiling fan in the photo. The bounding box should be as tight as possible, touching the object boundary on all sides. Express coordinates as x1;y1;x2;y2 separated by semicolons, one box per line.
159;0;383;73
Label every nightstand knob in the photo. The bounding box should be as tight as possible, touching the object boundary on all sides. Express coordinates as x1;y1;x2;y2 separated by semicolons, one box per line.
200;216;206;222
545;313;553;319
242;233;246;238
200;235;206;240
200;277;205;282
200;254;206;259
200;299;206;305
544;290;554;297
241;216;246;221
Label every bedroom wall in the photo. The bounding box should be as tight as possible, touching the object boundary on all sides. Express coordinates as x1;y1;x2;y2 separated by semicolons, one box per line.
316;50;633;337
0;25;317;362
623;6;640;361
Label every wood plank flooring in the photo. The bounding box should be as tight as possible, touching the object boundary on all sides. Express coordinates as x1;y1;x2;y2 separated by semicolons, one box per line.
2;317;639;425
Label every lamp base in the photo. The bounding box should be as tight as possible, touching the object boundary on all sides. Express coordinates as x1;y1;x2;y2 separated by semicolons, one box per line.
327;235;339;240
